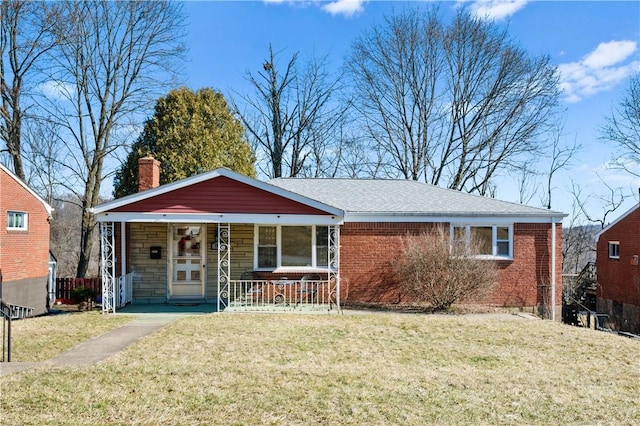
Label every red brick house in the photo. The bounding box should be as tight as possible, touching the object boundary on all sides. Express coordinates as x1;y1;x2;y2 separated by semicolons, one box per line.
595;203;640;333
93;158;565;318
0;164;53;316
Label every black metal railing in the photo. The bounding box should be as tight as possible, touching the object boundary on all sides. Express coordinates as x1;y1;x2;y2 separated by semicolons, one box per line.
1;300;12;362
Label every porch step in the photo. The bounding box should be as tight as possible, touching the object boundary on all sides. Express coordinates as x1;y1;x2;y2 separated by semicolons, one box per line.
167;299;207;306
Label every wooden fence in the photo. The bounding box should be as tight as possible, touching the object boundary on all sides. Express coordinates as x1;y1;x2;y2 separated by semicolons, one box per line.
55;277;101;301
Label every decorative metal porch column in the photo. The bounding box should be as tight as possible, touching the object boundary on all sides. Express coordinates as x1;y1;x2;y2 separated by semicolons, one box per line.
217;223;230;312
329;225;341;310
100;222;116;313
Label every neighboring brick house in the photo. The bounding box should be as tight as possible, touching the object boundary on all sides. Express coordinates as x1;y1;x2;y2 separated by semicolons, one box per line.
93;158;565;318
595;203;640;333
0;164;53;316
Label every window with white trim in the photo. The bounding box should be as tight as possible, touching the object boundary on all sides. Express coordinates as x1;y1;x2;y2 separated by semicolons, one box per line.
451;224;513;259
257;226;277;268
255;225;330;270
608;241;620;259
7;211;27;230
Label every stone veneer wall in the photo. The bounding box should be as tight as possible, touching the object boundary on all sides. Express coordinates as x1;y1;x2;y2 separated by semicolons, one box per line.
128;223;168;303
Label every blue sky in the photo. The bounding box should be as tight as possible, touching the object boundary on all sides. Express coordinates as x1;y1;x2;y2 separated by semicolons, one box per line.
179;0;640;222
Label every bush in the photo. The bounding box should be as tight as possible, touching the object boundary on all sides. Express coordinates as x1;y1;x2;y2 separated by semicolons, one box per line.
70;286;97;304
392;227;497;311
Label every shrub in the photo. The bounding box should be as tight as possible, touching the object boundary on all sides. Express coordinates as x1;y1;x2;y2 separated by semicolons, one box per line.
392;227;497;310
70;286;97;304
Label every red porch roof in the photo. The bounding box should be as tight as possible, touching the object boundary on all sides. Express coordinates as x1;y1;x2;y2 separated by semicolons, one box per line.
94;169;342;217
111;176;329;215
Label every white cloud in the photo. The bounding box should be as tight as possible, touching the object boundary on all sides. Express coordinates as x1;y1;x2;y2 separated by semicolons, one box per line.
458;0;528;21
558;40;640;103
262;0;365;17
321;0;365;17
37;80;74;101
583;40;638;69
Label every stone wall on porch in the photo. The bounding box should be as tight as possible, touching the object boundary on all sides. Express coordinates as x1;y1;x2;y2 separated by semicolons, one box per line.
128;223;168;303
124;223;256;303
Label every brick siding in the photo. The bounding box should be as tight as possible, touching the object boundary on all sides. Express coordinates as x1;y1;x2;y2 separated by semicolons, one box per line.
1;168;51;315
596;206;640;332
339;221;563;312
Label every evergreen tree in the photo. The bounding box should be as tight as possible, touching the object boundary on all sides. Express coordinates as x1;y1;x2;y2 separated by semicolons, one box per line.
114;87;255;198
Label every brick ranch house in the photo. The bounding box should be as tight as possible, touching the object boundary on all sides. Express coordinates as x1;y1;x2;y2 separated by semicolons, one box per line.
1;164;53;316
92;158;565;318
595;202;640;333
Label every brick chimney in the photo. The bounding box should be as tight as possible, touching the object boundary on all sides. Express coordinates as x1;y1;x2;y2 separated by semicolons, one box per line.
138;156;160;192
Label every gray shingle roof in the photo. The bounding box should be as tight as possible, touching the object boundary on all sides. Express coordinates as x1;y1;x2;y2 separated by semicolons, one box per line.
269;178;565;218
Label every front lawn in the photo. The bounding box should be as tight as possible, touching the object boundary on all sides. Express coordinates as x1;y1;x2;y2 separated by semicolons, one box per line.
3;311;134;362
1;312;638;425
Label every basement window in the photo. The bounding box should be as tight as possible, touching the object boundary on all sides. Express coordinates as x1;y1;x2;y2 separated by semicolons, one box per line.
7;211;28;230
608;242;620;259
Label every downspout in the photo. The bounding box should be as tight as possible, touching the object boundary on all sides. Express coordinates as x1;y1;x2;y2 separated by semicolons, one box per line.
551;219;556;321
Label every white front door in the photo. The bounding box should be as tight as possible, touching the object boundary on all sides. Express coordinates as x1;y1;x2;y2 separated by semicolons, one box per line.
169;225;206;299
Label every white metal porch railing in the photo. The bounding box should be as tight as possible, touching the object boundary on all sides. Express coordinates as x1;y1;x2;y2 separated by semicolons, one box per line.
118;272;134;308
102;272;134;313
224;279;339;312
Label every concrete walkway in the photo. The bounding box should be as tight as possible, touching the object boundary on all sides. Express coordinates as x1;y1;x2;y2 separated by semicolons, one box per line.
0;314;180;377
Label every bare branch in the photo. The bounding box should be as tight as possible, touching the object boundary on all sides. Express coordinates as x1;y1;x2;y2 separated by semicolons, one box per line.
36;0;185;277
233;44;347;178
346;7;560;195
601;73;640;177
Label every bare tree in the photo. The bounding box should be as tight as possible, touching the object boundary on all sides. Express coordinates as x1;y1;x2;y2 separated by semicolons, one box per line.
515;165;539;205
541;128;581;210
38;1;185;277
347;9;443;182
22;117;65;204
49;195;84;277
346;7;560;195
561;201;597;274
234;45;347;178
0;0;59;179
571;177;628;230
601;73;640;177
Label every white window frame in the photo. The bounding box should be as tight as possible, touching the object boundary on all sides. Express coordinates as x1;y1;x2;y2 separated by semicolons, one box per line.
254;224;330;271
608;241;620;259
7;211;28;231
450;224;513;260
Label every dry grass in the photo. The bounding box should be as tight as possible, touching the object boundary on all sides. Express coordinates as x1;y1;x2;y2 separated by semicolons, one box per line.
1;312;639;425
3;311;134;362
